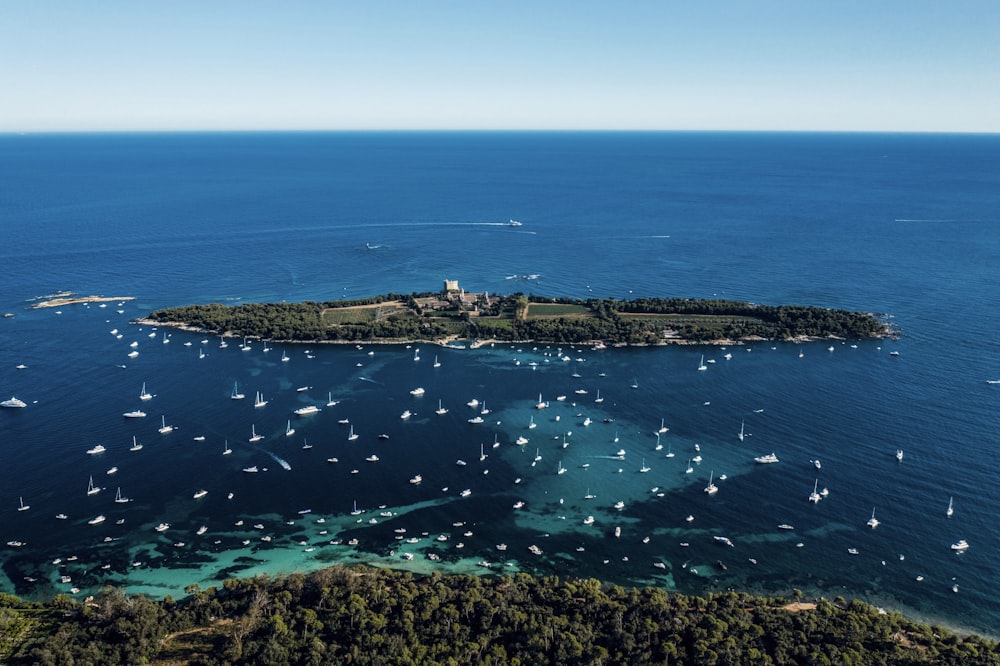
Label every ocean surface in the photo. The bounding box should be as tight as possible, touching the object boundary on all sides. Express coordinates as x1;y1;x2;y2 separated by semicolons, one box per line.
1;131;998;636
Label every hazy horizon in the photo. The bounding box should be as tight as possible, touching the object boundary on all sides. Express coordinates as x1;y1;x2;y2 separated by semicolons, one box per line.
3;1;998;133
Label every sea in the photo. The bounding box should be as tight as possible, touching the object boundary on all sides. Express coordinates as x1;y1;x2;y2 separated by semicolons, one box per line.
1;131;998;637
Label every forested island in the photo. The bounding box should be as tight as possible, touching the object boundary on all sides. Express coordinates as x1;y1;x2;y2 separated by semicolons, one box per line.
144;288;889;345
2;565;996;664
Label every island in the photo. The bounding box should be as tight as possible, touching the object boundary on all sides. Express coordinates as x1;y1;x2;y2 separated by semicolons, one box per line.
142;282;890;345
2;565;994;664
29;293;135;309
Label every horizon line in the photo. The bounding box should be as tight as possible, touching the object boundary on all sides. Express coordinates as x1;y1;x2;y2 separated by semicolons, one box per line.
2;128;998;137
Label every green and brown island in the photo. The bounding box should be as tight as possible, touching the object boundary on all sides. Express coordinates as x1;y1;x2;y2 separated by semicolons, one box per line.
2;565;996;664
143;284;890;345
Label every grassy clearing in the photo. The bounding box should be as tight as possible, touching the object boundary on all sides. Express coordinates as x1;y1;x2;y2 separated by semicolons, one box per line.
525;303;592;319
321;301;411;325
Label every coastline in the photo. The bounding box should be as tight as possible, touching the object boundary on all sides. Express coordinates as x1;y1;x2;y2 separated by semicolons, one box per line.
134;318;872;349
31;294;135;309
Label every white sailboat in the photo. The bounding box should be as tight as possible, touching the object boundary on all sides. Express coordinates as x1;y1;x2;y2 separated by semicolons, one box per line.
114;487;130;504
704;470;718;495
433;355;441;368
697;354;707;371
254;391;267;408
327;392;338;407
285;420;295;436
594;389;603;403
867;507;879;528
947;496;954;517
639;458;651;473
347;425;358;441
231;381;245;400
738;420;745;442
87;476;101;496
248;424;263;442
17;496;29;512
436;399;448;415
129;435;143;452
139;382;152;401
281;350;290;362
557;460;567;475
158;416;173;434
223;440;232;455
808;479;822;503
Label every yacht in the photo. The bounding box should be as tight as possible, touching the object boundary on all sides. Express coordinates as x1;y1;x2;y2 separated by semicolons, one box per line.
139;383;152;401
895;449;904;462
435;399;448;415
158;416;173;434
86;444;106;455
409;387;425;396
808;479;822;503
254;391;268;408
193;489;208;499
154;523;170;532
951;539;969;552
86;476;101;495
697;355;707;371
114;487;130;503
294;405;320;416
129;436;143;452
1;397;26;408
242;466;259;473
704;471;718;495
230;382;245;400
754;453;779;464
248;424;263;442
867;508;880;528
122;409;146;418
88;515;106;526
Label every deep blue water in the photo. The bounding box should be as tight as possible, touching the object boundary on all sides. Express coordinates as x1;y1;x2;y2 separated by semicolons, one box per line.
1;131;999;636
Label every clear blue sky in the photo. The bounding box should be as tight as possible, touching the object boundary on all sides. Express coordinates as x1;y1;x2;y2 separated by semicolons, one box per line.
2;1;997;132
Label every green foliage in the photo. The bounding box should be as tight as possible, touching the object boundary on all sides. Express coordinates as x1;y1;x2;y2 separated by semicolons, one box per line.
3;566;995;665
146;292;889;346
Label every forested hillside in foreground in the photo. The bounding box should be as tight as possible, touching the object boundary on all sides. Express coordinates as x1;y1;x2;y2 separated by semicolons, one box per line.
3;566;994;665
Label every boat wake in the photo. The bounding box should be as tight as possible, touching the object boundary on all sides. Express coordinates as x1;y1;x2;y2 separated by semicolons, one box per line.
265;450;292;471
358;376;382;385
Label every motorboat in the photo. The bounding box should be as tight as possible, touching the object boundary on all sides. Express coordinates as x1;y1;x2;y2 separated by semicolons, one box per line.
754;453;779;464
1;397;26;408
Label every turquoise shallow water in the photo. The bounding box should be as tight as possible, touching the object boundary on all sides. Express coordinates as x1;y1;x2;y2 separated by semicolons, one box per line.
0;131;998;636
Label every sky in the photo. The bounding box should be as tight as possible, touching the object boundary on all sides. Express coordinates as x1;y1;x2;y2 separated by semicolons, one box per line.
1;1;998;132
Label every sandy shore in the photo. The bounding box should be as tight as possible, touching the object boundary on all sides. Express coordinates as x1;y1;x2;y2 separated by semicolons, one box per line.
31;294;135;309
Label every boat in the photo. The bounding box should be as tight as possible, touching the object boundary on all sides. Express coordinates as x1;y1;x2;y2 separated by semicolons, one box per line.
129;436;143;452
86;476;101;496
713;536;734;547
951;539;969;552
556;461;567;475
158;416;173;434
248;424;263;442
507;219;522;226
326;393;338;406
947;496;954;517
847;547;859;555
754;452;779;464
294;405;320;416
867;507;879;528
697;355;707;371
812;459;822;470
281;351;290;362
285;420;295;436
515;435;528;446
630;378;639;389
242;466;258;473
583;515;595;525
347;425;358;441
196;526;208;535
594;390;603;404
17;497;29;512
400;410;412;420
808;479;822;503
704;471;718;495
350;500;362;516
614;526;621;538
410;474;422;485
896;449;904;461
88;515;106;525
254;391;267;408
777;524;795;530
639;458;651;473
223;440;232;455
1;397;26;408
435;399;448;415
122;409;146;418
467;415;484;424
86;444;106;455
738;420;745;442
460;489;472;497
433;356;441;368
230;382;245;400
193;489;208;499
154;523;170;532
535;393;548;409
106;466;118;475
409;387;425;396
114;487;130;503
139;382;152;401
